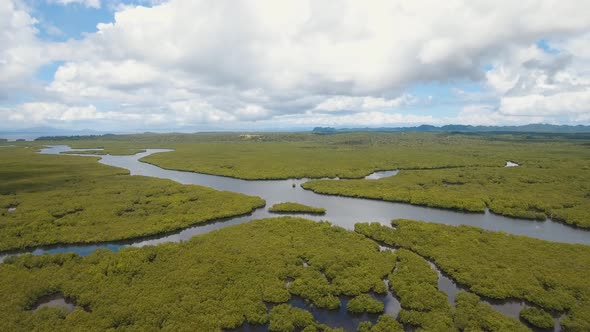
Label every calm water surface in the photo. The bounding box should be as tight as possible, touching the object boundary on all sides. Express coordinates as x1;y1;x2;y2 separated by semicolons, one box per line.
33;294;76;313
364;170;399;179
506;161;520;167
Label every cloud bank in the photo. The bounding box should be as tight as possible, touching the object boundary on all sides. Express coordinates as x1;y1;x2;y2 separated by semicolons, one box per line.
1;0;590;130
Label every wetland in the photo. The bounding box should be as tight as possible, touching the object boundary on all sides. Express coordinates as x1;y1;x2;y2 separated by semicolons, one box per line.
1;132;589;331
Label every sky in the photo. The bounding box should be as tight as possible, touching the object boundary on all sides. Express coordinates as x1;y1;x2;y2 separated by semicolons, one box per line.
1;0;590;132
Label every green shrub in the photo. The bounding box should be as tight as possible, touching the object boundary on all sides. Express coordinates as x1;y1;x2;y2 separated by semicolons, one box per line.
520;307;554;329
355;219;590;330
455;292;528;331
0;217;394;331
357;315;403;332
269;304;315;331
269;202;326;214
388;249;454;330
346;294;384;313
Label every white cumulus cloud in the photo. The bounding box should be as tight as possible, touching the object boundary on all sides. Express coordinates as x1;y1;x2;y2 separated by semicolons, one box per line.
314;95;417;112
2;0;590;129
47;0;101;9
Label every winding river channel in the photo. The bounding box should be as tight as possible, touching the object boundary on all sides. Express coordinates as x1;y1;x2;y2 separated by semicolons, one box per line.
4;145;585;331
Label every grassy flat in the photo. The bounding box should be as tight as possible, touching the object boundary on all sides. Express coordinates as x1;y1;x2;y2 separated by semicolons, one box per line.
39;132;590;228
0;146;265;251
269;202;326;214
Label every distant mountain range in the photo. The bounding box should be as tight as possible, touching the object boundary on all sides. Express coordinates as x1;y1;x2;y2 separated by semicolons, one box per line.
312;124;590;134
2;124;590;141
0;127;117;141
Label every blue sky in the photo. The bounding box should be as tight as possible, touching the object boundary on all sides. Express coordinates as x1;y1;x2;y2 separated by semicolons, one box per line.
31;1;113;41
1;0;589;132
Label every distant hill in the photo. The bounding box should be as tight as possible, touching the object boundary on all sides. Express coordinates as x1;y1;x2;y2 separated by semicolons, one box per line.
0;127;117;141
0;126;100;135
34;134;119;141
312;124;590;134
